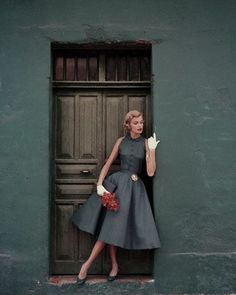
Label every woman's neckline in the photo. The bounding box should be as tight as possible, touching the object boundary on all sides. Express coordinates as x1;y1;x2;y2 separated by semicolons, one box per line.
126;132;143;141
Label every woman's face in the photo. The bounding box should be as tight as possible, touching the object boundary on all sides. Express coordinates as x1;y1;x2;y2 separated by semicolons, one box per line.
129;115;144;135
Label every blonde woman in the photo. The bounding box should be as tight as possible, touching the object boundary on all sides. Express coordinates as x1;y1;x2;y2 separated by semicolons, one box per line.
71;110;161;285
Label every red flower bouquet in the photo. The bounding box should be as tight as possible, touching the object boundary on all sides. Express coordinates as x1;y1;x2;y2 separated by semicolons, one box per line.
101;191;120;212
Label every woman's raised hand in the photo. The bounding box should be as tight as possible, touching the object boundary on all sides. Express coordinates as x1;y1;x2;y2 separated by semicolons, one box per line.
97;184;109;196
148;132;160;150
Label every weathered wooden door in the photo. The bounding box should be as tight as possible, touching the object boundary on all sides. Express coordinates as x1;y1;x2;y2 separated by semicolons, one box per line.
51;45;154;275
51;88;153;274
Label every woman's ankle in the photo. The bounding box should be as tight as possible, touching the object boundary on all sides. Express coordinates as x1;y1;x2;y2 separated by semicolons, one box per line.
84;260;92;269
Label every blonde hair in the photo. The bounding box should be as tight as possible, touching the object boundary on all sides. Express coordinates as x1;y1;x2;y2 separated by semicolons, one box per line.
123;110;144;132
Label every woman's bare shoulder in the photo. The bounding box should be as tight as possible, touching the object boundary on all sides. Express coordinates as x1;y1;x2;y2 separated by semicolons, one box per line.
117;136;125;141
115;136;125;146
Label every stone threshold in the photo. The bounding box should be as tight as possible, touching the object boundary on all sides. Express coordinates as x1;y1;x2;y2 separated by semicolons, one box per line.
48;275;154;286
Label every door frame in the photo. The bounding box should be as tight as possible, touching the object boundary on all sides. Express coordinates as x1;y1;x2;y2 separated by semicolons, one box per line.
49;43;155;276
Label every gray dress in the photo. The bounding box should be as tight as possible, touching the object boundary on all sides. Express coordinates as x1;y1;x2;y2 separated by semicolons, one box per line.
70;133;161;249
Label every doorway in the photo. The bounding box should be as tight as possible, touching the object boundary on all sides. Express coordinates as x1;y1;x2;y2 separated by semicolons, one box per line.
50;43;154;275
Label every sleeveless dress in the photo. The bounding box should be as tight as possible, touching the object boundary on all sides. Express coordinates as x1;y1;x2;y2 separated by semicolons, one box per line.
70;133;161;250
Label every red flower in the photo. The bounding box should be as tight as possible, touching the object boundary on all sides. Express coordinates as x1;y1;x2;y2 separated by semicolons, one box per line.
101;192;120;211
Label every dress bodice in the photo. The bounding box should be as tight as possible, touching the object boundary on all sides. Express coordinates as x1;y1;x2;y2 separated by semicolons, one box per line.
118;133;145;174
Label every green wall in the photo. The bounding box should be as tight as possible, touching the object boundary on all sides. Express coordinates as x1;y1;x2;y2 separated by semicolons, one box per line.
0;0;236;293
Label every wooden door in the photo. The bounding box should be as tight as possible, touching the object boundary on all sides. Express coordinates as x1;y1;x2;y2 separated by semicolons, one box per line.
51;89;153;274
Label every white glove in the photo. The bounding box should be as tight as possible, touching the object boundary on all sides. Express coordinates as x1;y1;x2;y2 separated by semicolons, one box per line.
148;132;160;150
97;185;109;196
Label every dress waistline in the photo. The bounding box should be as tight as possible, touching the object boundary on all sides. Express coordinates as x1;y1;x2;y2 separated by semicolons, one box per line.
120;169;140;176
120;169;140;181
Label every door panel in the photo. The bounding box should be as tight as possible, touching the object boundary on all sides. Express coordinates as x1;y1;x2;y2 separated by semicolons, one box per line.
55;204;75;260
76;94;101;159
51;89;153;274
56;164;98;183
56;96;75;159
56;184;94;200
105;94;127;158
128;94;148;121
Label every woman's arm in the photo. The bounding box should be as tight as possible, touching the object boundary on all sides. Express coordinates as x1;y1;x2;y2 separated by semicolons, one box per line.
97;137;124;185
145;139;156;177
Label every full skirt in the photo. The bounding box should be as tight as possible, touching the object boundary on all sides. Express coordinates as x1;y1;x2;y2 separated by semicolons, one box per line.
70;171;161;250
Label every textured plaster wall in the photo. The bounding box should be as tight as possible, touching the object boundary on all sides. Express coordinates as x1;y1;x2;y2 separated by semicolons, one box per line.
0;0;236;294
152;3;236;291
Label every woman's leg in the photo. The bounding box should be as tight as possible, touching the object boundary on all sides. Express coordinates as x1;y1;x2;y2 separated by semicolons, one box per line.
78;240;106;279
109;245;119;276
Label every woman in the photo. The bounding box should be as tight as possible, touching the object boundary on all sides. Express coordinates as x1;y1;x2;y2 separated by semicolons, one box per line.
71;110;161;285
